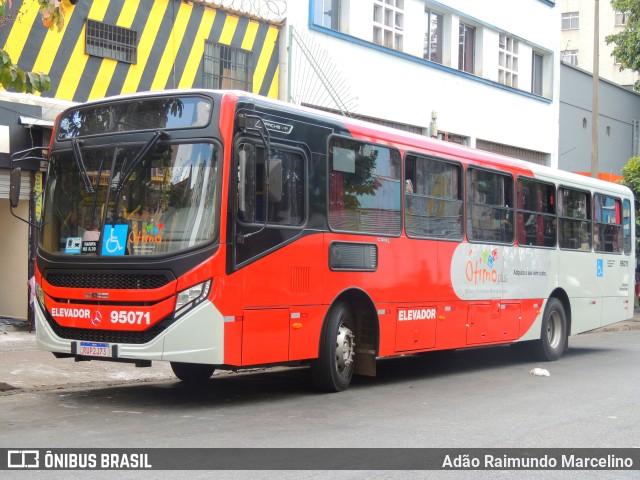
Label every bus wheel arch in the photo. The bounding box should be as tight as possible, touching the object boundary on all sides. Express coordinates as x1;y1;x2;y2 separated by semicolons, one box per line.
310;289;380;392
529;291;570;361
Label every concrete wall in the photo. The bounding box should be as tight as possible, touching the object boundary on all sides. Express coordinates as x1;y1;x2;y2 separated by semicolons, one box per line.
0;199;29;319
559;63;640;175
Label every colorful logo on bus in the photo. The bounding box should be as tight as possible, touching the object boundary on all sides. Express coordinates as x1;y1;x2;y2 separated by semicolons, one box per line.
129;222;164;246
465;248;507;285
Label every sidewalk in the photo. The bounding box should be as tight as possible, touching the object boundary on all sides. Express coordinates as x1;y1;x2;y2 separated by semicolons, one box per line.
2;311;640;393
0;317;174;393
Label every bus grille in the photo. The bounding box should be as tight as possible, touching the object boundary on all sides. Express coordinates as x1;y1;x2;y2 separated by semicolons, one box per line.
45;272;171;290
44;312;176;345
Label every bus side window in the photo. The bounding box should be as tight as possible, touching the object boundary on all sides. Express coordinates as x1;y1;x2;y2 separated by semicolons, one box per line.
466;167;513;244
237;143;305;227
237;143;257;223
404;154;462;240
516;178;556;248
558;187;591;250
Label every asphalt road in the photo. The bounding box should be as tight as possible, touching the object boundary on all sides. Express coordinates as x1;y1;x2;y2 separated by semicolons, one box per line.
1;330;639;479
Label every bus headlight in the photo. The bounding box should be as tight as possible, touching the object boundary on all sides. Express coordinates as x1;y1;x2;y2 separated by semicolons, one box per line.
35;283;45;308
174;280;212;319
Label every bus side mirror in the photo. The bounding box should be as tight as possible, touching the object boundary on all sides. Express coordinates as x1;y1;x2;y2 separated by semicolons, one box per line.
9;167;22;209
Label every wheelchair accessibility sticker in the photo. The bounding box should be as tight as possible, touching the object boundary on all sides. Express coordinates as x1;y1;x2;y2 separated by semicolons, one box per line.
101;224;128;256
596;259;604;278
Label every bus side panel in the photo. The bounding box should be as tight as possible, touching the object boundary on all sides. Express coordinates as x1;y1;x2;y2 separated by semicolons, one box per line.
289;305;326;361
433;301;468;351
224;320;243;366
242;308;289;365
558;251;602;333
237;234;326;365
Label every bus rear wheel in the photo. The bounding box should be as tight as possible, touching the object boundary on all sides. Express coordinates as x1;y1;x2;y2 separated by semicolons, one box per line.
310;303;356;392
170;362;215;383
529;298;567;362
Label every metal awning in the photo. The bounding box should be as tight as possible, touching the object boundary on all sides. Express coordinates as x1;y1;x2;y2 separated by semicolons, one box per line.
19;116;54;128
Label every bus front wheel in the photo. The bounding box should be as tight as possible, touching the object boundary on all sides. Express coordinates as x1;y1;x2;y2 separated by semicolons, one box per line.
170;362;215;383
529;298;567;362
310;303;356;392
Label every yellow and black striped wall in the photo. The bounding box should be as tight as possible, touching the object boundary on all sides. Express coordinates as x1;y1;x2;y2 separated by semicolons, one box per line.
0;0;281;102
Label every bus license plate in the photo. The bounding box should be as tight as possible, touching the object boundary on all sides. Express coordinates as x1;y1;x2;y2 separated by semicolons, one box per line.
79;342;110;357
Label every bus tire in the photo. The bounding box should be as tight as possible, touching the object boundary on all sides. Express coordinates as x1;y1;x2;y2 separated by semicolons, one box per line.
310;303;356;392
170;362;215;383
529;298;567;362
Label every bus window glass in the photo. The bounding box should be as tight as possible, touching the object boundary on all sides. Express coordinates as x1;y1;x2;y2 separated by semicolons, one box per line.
623;199;632;255
558;188;591;250
57;96;212;139
237;144;305;226
328;138;402;236
594;194;622;254
516;178;556;248
404;155;462;239
466;168;514;243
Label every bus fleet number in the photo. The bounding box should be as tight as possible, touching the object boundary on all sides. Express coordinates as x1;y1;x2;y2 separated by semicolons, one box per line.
110;311;151;325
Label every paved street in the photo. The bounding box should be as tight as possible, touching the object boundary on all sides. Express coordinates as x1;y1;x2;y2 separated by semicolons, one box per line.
1;313;639;393
1;321;640;479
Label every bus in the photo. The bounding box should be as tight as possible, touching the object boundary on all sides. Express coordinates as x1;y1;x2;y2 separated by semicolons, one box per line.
9;90;635;392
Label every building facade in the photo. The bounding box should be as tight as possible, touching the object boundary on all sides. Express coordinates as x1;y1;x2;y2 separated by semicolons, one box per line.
0;0;282;320
559;62;640;177
282;0;561;167
560;0;640;89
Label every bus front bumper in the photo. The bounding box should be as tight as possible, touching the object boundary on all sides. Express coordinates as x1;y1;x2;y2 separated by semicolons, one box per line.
34;300;225;365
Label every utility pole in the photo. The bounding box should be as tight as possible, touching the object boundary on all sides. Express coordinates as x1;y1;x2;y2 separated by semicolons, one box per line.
591;0;599;178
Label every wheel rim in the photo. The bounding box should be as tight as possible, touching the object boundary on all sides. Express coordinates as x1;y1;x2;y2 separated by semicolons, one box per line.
335;322;355;376
546;310;562;349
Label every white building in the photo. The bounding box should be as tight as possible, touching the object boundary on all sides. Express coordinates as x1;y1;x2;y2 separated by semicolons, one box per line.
560;0;640;88
282;0;561;167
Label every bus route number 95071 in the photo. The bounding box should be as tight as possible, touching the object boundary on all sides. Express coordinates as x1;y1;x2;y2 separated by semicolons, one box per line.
110;310;151;325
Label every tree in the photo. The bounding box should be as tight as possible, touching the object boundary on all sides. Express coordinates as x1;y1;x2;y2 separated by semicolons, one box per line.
605;0;640;91
621;155;640;258
0;0;74;93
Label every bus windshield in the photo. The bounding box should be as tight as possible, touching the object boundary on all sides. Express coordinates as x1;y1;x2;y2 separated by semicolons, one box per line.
40;141;220;257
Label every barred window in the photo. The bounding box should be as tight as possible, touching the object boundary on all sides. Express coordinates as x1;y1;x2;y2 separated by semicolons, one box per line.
203;41;252;91
85;20;137;64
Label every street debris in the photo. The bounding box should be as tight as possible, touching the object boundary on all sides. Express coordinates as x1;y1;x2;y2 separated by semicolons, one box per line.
530;368;550;377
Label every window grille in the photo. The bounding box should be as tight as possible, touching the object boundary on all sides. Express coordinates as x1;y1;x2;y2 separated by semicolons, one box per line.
203;41;252;92
85;19;137;64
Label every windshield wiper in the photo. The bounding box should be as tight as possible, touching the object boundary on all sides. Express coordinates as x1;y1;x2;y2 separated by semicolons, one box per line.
109;130;165;223
71;138;95;194
115;130;165;193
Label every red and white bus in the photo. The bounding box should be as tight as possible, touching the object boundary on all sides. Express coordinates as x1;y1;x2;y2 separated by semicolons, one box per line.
10;90;635;392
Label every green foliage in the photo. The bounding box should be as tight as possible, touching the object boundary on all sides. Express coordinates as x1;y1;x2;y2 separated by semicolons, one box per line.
621;155;640;196
621;155;640;257
0;0;54;93
0;48;51;93
605;0;640;91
